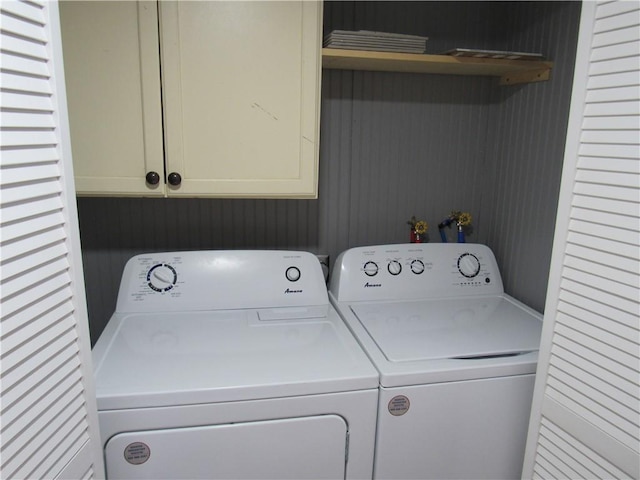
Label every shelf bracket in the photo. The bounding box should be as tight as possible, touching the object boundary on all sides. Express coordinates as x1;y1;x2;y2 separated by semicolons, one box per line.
500;68;551;86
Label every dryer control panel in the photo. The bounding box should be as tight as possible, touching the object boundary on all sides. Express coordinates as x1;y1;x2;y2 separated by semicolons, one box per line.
329;243;504;302
116;250;328;313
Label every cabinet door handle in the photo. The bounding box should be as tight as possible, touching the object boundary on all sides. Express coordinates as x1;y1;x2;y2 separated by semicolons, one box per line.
145;171;160;185
168;172;182;186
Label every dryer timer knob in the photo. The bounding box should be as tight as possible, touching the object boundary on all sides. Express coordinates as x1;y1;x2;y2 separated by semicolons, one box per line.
147;263;177;292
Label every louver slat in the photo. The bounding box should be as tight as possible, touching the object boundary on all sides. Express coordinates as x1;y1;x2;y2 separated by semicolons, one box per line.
551;341;638;398
585;84;640;104
2;332;80;436
591;24;639;47
2;255;69;300
1;70;53;95
0;111;56;129
1;162;61;185
0;0;46;22
0;146;59;167
0;242;67;281
565;231;639;260
575;169;640;187
538;420;629;479
1;287;73;341
584;100;639;117
0;33;48;61
0;52;49;77
577;156;639;173
568;218;639;245
594;10;639;32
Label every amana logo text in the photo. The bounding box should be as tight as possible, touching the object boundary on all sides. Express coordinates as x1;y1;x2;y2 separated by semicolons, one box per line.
285;288;303;294
364;282;382;288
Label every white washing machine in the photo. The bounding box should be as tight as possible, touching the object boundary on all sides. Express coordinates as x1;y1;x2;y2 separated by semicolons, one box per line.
329;243;543;480
93;250;379;480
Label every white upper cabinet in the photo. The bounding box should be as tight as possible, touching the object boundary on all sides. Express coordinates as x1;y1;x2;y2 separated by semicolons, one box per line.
60;1;164;196
60;1;322;198
159;1;322;198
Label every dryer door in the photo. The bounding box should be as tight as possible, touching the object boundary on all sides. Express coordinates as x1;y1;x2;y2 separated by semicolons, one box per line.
105;415;347;479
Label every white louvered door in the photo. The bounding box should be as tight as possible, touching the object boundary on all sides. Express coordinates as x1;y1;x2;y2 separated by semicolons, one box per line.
522;1;639;479
0;1;104;478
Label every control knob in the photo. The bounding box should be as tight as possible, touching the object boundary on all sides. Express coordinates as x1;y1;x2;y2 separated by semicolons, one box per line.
387;260;402;275
363;261;379;277
410;259;425;274
147;263;177;292
457;253;481;278
285;266;301;282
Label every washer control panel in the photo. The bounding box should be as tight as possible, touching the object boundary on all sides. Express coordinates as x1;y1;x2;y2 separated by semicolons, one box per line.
329;243;504;302
116;250;328;313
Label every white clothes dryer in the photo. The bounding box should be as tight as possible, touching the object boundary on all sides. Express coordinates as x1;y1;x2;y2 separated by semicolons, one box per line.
93;250;379;480
329;243;543;480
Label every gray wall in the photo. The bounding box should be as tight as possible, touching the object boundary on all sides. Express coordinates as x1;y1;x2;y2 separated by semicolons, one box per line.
483;1;582;308
77;1;581;345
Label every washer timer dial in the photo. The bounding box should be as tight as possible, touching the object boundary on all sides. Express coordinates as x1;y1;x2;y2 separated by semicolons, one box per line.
147;263;177;292
457;253;481;278
387;260;402;275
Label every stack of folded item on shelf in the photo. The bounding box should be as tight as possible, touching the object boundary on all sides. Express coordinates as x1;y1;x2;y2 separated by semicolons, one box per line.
323;30;428;54
442;48;544;60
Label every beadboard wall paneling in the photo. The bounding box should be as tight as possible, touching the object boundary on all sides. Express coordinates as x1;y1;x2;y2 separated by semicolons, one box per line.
481;1;582;310
318;35;494;254
318;69;355;261
345;71;492;248
77;1;581;344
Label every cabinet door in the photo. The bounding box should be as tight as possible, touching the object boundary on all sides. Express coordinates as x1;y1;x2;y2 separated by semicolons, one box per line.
159;1;322;198
60;1;164;196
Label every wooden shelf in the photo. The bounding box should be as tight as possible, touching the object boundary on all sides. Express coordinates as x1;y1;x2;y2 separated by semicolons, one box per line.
322;48;553;85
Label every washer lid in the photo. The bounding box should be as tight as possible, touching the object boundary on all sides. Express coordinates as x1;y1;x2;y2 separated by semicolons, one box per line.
351;296;542;362
93;306;378;410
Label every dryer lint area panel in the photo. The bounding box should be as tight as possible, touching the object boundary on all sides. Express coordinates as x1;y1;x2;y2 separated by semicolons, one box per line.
105;415;348;479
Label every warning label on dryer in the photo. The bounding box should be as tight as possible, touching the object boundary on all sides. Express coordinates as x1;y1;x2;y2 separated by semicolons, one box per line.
388;395;410;416
124;442;150;465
